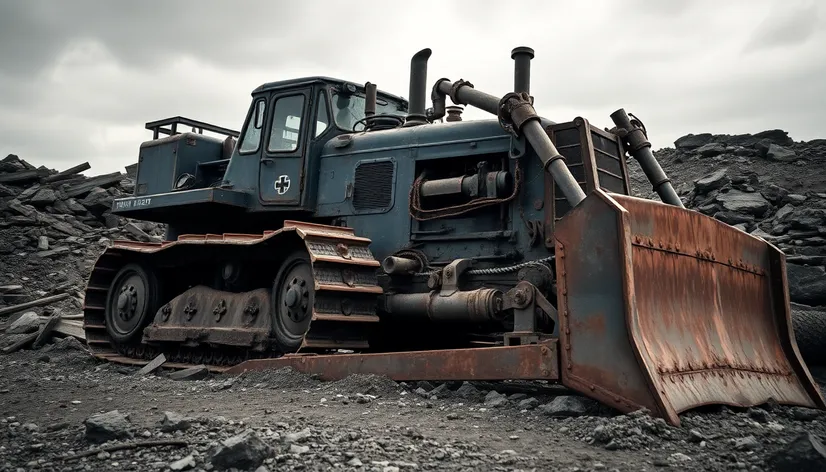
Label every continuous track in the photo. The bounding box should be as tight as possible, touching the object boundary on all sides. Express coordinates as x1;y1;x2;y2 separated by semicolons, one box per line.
82;221;384;371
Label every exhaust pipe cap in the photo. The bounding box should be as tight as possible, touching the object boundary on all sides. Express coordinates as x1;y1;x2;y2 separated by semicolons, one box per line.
511;46;535;59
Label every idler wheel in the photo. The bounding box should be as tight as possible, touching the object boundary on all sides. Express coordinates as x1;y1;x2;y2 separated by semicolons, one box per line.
104;263;160;344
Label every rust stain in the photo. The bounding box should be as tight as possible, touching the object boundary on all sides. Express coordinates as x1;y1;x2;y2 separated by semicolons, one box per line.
226;340;560;381
569;312;606;335
554;190;825;427
615;193;825;413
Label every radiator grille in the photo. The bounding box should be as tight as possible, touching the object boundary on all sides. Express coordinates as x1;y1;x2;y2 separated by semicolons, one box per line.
353;160;394;210
592;131;627;194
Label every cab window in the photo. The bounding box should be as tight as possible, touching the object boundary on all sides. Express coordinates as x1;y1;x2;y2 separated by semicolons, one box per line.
315;90;330;138
239;99;266;153
267;94;305;153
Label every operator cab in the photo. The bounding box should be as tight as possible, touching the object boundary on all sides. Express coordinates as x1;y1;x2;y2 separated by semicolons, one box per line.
223;78;408;208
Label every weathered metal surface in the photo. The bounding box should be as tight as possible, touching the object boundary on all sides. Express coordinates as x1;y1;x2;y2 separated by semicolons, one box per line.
382;288;504;323
609;109;683;208
554;190;826;426
224;340;559;381
544;118;629;242
144;286;272;350
83;221;383;366
144;116;240;140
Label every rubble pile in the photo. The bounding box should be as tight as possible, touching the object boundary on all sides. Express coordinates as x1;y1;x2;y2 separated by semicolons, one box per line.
0;154;165;310
673;133;825;305
626;129;826;361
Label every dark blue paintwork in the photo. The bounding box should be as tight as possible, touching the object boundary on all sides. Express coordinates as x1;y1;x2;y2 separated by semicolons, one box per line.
114;77;554;265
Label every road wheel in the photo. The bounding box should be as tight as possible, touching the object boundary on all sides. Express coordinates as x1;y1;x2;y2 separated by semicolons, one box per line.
271;251;315;352
104;263;160;344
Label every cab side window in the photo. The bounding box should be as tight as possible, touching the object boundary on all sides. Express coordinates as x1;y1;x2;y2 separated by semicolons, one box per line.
267;95;305;153
315;90;330;138
239;99;266;153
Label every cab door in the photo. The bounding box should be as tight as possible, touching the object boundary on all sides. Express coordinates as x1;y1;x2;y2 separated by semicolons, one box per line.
258;87;311;205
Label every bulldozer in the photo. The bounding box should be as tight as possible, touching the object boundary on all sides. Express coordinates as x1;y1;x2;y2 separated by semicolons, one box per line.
84;46;825;426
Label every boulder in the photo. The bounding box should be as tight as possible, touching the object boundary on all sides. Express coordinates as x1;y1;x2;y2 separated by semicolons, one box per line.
696;142;726;157
787;264;826;306
674;133;713;150
715;190;771;217
694;169;730;192
766;144;797;162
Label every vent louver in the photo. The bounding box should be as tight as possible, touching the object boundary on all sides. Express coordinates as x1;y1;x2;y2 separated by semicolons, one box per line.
353;160;395;210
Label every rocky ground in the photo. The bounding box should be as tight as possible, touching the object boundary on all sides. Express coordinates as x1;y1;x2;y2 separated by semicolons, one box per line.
2;346;826;472
2;129;826;471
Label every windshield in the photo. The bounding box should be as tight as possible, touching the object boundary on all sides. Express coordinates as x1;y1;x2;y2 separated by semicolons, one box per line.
331;89;407;131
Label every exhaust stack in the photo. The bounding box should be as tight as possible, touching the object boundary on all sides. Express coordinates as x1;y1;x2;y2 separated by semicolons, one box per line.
511;46;534;95
404;48;432;127
364;82;377;117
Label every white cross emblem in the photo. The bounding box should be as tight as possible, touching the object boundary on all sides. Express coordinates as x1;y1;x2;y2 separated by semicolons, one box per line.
275;175;291;195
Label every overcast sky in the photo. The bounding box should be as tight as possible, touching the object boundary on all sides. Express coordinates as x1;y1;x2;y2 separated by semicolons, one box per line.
1;0;824;175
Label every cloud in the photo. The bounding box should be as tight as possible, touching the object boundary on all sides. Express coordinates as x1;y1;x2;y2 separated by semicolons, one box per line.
0;0;825;176
744;1;821;52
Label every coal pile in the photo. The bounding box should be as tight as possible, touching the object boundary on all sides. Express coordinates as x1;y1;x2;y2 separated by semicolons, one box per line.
0;154;165;318
625;129;826;363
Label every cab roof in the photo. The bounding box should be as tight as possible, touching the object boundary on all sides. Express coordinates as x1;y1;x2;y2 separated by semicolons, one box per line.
252;76;408;106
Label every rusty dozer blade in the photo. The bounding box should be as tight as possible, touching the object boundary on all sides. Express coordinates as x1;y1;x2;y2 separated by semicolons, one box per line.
553;189;826;426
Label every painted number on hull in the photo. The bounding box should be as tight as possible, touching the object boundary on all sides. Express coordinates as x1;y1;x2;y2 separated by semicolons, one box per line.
115;197;152;210
275;175;291;195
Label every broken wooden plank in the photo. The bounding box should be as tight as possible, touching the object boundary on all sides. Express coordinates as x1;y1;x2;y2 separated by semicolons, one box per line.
43;162;91;183
136;353;167;375
125;163;138;178
124;222;152;242
0;168;49;184
0;293;71;317
64;172;124;198
168;365;210;381
33;313;62;348
2;215;36;226
34;247;71;258
53;319;85;340
0;285;23;294
51;281;77;294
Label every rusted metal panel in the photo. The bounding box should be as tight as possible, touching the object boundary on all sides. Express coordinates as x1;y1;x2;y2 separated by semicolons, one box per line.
554;191;666;420
144;286;272;350
304;237;380;267
612;193;826;414
554;190;826;426
284;220;371;242
85;219;385;366
543;120;628;244
225;340;559;381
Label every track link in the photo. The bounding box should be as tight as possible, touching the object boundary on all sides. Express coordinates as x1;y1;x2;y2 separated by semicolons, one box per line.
82;220;383;371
